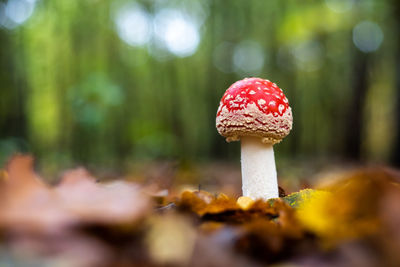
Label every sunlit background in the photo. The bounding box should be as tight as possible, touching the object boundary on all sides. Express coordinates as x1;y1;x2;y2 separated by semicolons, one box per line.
1;0;399;187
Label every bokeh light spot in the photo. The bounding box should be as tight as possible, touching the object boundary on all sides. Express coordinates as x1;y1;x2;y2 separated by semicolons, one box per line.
0;0;36;29
292;40;324;72
114;3;151;47
154;8;200;57
233;40;265;75
325;0;355;13
353;21;384;53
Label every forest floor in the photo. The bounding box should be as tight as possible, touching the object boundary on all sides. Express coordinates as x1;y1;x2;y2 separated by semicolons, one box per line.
0;155;399;267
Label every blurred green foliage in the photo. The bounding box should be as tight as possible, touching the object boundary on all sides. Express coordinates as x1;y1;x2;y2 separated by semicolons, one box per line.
0;0;398;170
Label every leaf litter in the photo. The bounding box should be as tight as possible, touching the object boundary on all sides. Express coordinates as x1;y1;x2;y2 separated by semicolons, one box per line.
0;155;400;266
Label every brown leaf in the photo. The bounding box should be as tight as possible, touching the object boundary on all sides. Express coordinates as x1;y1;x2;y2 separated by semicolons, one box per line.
55;168;150;224
176;191;291;224
0;155;74;233
0;156;150;234
176;191;241;218
175;190;213;215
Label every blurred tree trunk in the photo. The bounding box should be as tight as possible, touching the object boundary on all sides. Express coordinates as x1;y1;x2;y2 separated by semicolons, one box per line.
0;32;27;142
344;49;369;160
391;0;400;166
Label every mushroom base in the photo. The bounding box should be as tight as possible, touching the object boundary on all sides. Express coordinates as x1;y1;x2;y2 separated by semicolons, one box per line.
241;136;278;200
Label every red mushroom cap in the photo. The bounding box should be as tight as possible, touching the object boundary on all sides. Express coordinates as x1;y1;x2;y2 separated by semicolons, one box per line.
216;77;293;144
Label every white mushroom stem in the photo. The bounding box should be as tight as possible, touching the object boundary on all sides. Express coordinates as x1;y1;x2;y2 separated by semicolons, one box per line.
240;136;278;200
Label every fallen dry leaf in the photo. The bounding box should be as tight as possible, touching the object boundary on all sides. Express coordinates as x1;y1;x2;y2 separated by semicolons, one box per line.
0;155;150;233
56;168;150;224
0;156;74;233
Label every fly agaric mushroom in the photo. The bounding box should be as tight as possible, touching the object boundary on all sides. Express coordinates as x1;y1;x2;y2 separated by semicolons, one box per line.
216;77;293;200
